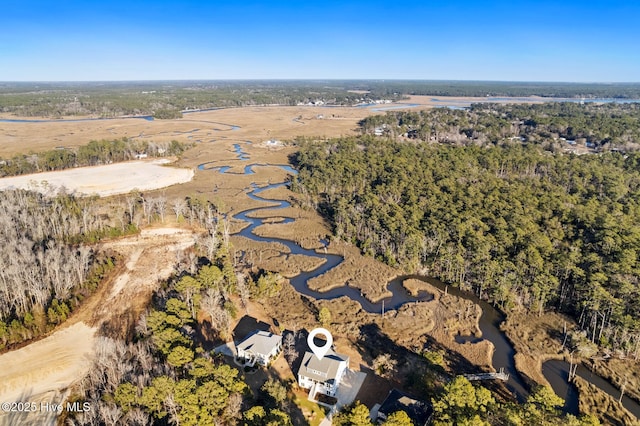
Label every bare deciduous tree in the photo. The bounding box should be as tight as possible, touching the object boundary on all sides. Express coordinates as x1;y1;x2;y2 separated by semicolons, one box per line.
155;195;167;223
372;353;397;378
201;288;230;339
172;199;187;221
236;272;250;312
283;332;298;364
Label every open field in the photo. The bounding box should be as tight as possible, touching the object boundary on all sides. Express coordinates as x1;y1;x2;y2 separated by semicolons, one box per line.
503;311;640;424
502;312;571;387
0;104;374;157
589;358;640;406
0;158;193;196
307;240;401;302
0;94;608;158
262;279;493;374
231;235;326;278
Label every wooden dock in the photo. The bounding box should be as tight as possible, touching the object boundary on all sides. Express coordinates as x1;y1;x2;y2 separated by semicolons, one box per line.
464;368;510;382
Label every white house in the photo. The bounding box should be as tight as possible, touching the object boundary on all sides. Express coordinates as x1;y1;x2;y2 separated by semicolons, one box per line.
298;349;349;397
236;331;282;367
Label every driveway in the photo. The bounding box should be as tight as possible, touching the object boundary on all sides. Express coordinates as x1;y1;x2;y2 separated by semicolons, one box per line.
335;369;367;409
213;342;236;357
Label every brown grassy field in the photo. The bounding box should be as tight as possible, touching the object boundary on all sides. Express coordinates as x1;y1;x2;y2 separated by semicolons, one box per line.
0;95;562;158
231;235;326;278
574;377;640;426
502;312;572;386
503;311;640;388
0;104;374;157
307;240;401;302
260;278;493;373
586;358;640;407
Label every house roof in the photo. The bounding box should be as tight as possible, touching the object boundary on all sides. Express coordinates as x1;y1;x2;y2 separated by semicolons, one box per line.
236;331;282;356
378;389;432;425
299;349;349;384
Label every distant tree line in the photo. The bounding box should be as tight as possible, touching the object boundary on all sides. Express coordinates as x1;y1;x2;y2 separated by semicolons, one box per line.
0;138;190;177
0;81;394;118
1;81;639;118
359;102;640;152
153;108;184;119
355;80;640;99
291;136;640;357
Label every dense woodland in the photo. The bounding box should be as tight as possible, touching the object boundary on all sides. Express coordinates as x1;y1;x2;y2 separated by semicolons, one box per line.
0;190;121;349
0;138;190;177
359;102;640;152
292;137;640;358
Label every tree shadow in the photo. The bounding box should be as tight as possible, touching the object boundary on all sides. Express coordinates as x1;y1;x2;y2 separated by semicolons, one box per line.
98;306;141;341
1;389;59;426
355;323;438;403
355;322;518;405
239;350;309;426
233;315;272;341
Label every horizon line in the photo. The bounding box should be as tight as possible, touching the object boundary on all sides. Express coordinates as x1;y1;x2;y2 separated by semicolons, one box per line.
2;79;640;85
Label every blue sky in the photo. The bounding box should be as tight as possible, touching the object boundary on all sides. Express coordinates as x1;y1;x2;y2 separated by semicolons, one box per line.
1;0;638;82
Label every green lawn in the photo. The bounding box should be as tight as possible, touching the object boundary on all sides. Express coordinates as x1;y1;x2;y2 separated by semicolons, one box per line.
293;392;327;426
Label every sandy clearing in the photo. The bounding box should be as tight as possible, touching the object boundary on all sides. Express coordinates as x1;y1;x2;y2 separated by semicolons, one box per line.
93;227;198;331
0;159;193;197
0;323;96;411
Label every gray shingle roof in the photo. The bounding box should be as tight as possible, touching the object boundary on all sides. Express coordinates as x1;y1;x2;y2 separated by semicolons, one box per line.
236;331;282;356
299;349;349;383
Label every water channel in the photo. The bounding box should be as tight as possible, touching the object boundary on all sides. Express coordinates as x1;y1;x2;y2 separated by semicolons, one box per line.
0;115;155;123
196;141;640;420
199;144;536;398
542;359;640;418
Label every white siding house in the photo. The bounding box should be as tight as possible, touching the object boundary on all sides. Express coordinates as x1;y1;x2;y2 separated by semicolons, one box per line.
298;349;349;397
236;331;282;367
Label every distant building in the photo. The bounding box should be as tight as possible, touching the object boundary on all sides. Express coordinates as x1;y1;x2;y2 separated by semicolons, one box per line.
377;389;433;426
298;349;349;397
236;331;282;367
